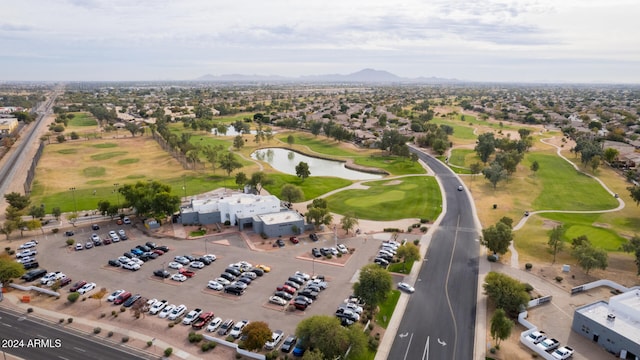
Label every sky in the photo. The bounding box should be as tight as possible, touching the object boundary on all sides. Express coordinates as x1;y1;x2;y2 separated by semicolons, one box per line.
1;0;639;83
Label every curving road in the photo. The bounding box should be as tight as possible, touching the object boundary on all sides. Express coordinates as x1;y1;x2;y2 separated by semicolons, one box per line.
388;146;480;360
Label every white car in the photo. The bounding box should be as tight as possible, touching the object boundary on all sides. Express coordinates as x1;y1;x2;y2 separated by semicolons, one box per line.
206;317;223;332
526;331;547;344
167;262;183;269
19;240;38;249
123;217;131;224
75;243;84;251
203;254;217;262
229;320;249;339
340;302;363;314
241;271;257;280
149;300;168;315
16;256;36;264
207;281;223;291
337;244;349;254
91;233;100;242
174;256;190;265
329;247;338;255
294;271;311;281
189;261;205;269
158;304;176;318
551;346;574;360
215;277;231;286
122;262;140;271
146;298;158;308
118;229;126;238
107;289;126;302
171;273;187;282
168;304;187;320
108;230;117;238
129;258;144;266
398;282;415;293
77;282;96;294
40;272;62;284
264;330;284;350
117;256;131;264
269;296;287;306
310;279;328;289
537;338;560;352
182;308;202;325
16;249;37;258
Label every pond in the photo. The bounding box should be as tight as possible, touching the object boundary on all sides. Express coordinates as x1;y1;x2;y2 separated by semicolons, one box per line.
250;148;383;180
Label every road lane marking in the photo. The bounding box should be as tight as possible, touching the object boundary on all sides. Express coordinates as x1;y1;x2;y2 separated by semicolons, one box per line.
402;332;414;360
2;323;12;327
73;347;86;352
422;336;429;360
443;215;461;359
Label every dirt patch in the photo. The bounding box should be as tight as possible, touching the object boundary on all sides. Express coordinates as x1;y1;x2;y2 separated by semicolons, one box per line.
541;220;562;229
383;180;402;186
592;222;611;228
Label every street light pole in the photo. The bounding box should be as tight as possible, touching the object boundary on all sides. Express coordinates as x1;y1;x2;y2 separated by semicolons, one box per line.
69;187;77;214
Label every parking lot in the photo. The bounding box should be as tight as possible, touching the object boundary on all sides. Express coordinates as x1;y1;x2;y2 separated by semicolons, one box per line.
19;219;405;347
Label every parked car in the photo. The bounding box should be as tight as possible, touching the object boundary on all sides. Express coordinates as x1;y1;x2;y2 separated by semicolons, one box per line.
181;308;203;325
398;282;415;293
118;229;127;239
551;346;574;360
219;272;235;282
149;300;168;315
207;280;223;291
281;335;297;353
269;295;287;306
287;276;305;286
320;247;331;256
293;298;308;310
107;289;126;302
189;261;205;269
275;239;285;247
214;277;231;286
265;330;284;350
294;295;313;305
526;331;547;345
22;261;39;270
241;271;257;280
91;224;100;230
158;304;176;319
278;284;296;295
206;317;223;332
122;262;140;271
64;231;74;237
537;338;560;352
283;280;301;290
309;232;319;241
123;217;131;224
69;280;87;292
224;285;244;296
178;268;196;278
337;244;349;254
123;294;142;307
19;240;38;249
289;236;299;244
155;245;169;252
191;311;214;329
174;256;190;265
16;249;38;258
225;267;242;277
218;319;235;336
249;267;264;277
237;276;252;285
230;320;249;339
299;289;318;300
167;262;182;269
171;273;187;282
153;269;170;278
374;257;389;266
311;248;322;258
274;291;293;301
292;340;306;356
168;304;187;320
77;282;96;295
40;272;63;285
113;292;133;305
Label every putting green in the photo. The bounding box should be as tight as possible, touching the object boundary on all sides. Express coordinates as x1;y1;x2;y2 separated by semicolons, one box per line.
82;166;106;177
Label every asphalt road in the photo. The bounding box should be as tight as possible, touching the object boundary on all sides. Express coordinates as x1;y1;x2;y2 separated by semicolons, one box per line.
389;148;480;360
0;307;150;360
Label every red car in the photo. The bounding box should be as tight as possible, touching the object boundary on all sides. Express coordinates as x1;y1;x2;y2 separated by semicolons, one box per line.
276;284;297;295
69;281;87;292
192;311;215;330
179;268;196;278
289;237;299;244
113;292;132;305
152;249;165;256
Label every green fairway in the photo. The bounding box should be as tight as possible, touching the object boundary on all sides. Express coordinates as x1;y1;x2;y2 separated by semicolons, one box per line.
528;153;618;211
325;176;442;220
352;155;425;175
431;118;477;140
277;134;359;157
540;213;627;251
264;174;352;201
449;149;474;167
68;112;98;127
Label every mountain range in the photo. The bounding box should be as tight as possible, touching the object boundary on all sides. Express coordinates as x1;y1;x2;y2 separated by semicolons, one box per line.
196;68;458;84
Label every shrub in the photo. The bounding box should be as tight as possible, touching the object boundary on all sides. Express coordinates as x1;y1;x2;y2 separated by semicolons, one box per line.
224;220;231;226
337;253;342;258
368;323;374;331
188;332;204;343
325;254;332;259
7;250;14;256
65;239;74;246
412;223;420;228
52;228;59;234
368;337;379;351
555;276;563;283
383;228;402;233
226;335;235;342
120;306;126;312
67;318;73;324
67;292;80;303
147;340;153;347
93;327;101;334
111;310;117;316
27;308;33;313
524;283;534;292
260;232;268;239
121;336;129;343
59;318;64;324
525;263;533;270
201;341;216;352
420;226;428;233
168;322;174;328
81;297;86;301
4;247;9;252
164;347;173;357
107;331;114;337
413;239;420;245
420;218;429;223
374;333;380;340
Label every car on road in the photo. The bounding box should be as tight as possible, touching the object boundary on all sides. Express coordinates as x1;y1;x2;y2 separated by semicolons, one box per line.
398;282;415;293
526;331;547;344
537;338;560;352
191;311;214;330
19;240;38;250
230;320;249;339
269;295;287;306
168;304;187;320
77;282;96;295
457;185;464;191
122;294;142;307
171;273;187;282
182;308;203;325
265;330;284;350
158;304;176;319
149;300;168;315
218;319;235;336
551;346;574;359
153;269;170;278
107;289;126;302
289;236;299;244
69;281;87;292
281;335;297;353
207;281;224;291
113;292;133;305
206;317;223;332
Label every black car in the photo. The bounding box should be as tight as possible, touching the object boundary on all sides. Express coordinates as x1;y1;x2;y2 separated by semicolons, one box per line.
123;252;135;259
293;298;308;310
320;248;331;256
155;245;169;252
143;252;159;259
298;289;318;300
136;245;151;252
305;285;322;293
274;291;293;301
287;276;305;285
311;248;322;258
309;233;319;242
64;230;74;236
225;267;242;277
21;269;47;282
224;285;244;296
184;255;195;262
237;277;252;285
91;224;100;230
108;259;121;267
294;295;313;305
284;280;301;290
275;239;285;247
197;257;212;265
138;254;151;262
249;268;264;277
123;294;141;307
145;241;157;249
219;272;235;282
93;239;102;246
153;269;170;278
23;261;39;270
281;335;297;353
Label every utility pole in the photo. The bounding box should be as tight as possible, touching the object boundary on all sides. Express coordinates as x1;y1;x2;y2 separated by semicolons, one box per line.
69;187;77;213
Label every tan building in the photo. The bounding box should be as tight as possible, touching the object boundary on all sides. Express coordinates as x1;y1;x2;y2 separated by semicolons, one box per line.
0;117;18;136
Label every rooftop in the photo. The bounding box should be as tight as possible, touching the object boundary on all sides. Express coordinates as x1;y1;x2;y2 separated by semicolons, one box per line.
256;210;303;225
576;290;640;344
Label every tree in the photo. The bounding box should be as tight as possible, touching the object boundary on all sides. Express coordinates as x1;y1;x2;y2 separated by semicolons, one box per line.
241;321;272;351
620;235;640;275
482;162;508;190
490;308;514;347
353;264;392;309
4;192;30;210
340;212;359;235
295;162;311;181
469;162;483;180
590;155;601;173
280;184;304;203
233;135;244;150
571;235;590;249
296;316;351;360
97;200;111;216
0;221;16;241
309;121;323;136
572;243;608;275
202;144;223;174
628;186;640;206
125;122;141;137
248;172;273;194
547;225;565;264
219;152;242;177
287;134;295;147
118;181;180;219
475;133;496;163
530;160;539;175
396;242;421;272
52;207;61;220
28;205;45;220
481;221;513;255
603;148;619;164
0;255;25;284
483;272;530;317
235;172;248;189
89;287;108;306
305;199;333;228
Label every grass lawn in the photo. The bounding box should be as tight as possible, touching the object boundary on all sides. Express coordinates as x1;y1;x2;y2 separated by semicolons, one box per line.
325;176;442;220
263;174;352;201
68;112;98;127
376;290;401;328
431;118;477;141
388;259;415;274
449;149;475;167
277;133;362;158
